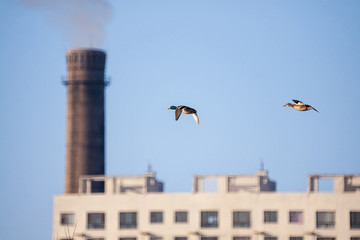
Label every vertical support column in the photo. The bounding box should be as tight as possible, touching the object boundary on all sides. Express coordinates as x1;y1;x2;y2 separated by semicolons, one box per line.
308;176;319;192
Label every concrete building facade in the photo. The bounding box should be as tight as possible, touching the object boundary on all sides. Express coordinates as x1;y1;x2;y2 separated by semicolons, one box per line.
52;171;360;240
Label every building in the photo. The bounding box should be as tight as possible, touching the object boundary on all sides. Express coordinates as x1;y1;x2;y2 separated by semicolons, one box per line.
52;171;360;240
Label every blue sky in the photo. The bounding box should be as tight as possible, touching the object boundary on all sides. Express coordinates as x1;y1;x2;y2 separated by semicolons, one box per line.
1;0;360;239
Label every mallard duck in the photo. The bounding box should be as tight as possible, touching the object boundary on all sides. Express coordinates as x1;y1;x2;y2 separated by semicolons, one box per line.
284;99;319;112
168;105;199;124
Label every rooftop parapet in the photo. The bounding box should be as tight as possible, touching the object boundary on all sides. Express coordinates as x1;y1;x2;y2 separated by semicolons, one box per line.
75;172;360;195
193;171;276;193
78;172;164;195
308;174;360;193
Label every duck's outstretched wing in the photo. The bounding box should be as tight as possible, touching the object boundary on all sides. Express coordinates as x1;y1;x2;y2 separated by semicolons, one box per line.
192;113;199;125
175;108;182;120
293;99;304;105
308;105;319;112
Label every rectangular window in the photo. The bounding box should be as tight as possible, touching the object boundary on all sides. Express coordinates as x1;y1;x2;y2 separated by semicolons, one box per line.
264;237;277;240
316;211;335;228
233;211;251;228
316;238;335;240
201;237;217;240
201;211;218;228
264;211;277;223
87;213;105;229
289;211;303;223
233;237;251;240
150;237;162;240
350;212;360;229
87;238;105;240
120;238;136;240
61;213;74;225
175;211;188;223
351;238;360;240
119;212;137;229
290;237;303;240
175;237;187;240
150;211;163;223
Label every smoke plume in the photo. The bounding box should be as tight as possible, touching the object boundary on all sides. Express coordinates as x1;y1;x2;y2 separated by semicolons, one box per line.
20;0;113;48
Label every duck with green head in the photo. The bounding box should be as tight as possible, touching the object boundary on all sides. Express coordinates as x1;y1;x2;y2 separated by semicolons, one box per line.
168;105;199;125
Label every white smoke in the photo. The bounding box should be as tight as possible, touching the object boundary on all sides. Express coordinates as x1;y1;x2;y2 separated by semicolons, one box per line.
20;0;113;48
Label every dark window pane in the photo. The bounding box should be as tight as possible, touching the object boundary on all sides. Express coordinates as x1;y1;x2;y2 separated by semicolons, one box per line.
201;211;218;228
87;213;105;229
120;212;137;229
201;237;217;240
316;212;335;228
233;237;251;240
61;213;74;225
350;212;360;229
289;211;303;223
150;237;162;240
175;237;187;240
150;212;163;223
233;211;251;228
175;211;188;223
264;211;277;223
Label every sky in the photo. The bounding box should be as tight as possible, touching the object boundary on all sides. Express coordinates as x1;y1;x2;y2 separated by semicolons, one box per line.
1;0;360;239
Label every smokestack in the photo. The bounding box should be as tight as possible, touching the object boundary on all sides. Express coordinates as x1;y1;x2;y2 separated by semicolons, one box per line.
63;48;107;194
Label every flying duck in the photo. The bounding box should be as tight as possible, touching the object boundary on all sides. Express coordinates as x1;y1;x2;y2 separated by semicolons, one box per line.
284;99;319;112
168;105;199;124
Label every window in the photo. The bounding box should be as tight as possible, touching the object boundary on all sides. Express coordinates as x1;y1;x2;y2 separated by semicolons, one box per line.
350;212;360;229
289;211;303;223
150;211;163;223
120;238;136;240
264;211;277;223
264;237;277;240
119;212;137;229
61;213;74;225
150;237;162;240
201;237;217;240
201;211;218;228
316;211;335;228
290;238;303;240
87;238;104;240
316;238;335;240
233;237;251;240
175;211;188;223
87;213;105;229
175;237;187;240
351;238;360;240
233;211;251;228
